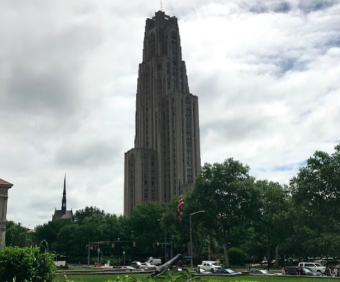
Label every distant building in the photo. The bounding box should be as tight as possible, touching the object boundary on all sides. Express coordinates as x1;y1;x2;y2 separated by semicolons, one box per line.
0;178;13;249
52;176;73;221
124;11;201;216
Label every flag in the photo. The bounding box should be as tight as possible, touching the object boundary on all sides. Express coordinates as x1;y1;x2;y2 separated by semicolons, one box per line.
178;194;184;223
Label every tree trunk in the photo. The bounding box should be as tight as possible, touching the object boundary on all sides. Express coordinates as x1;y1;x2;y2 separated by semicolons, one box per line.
267;233;271;272
223;241;229;267
275;244;280;267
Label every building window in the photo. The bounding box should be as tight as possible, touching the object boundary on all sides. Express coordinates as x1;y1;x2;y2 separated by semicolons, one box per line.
149;32;156;58
171;32;178;91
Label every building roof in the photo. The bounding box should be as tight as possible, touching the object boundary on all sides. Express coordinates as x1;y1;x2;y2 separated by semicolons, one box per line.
0;178;13;188
53;210;73;220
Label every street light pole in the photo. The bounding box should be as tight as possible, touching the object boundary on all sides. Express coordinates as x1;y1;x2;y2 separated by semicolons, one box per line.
88;242;90;266
164;225;167;262
190;210;205;268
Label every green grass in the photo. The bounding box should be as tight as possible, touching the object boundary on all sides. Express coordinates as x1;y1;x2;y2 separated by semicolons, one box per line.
53;273;148;282
53;274;335;282
66;267;110;271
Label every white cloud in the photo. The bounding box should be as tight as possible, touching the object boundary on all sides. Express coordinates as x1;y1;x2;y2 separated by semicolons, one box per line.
0;0;339;227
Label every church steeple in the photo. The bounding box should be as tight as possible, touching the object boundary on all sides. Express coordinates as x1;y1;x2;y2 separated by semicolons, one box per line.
62;174;66;213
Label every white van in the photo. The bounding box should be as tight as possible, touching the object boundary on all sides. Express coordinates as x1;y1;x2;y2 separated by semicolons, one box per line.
145;257;162;266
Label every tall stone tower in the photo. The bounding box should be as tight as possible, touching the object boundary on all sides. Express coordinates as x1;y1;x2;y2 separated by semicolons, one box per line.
124;11;201;216
0;178;13;249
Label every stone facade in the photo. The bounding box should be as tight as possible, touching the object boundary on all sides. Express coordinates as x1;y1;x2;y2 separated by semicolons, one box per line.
0;178;13;249
124;11;201;216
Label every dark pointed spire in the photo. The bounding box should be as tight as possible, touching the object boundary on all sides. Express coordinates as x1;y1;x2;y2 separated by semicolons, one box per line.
62;174;66;213
63;174;66;195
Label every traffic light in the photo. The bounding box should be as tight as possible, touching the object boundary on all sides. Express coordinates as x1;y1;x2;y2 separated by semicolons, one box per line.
111;243;115;248
133;241;136;247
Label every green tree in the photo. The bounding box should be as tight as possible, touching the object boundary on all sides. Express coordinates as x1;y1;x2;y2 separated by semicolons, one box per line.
130;201;167;256
255;180;290;266
287;144;340;260
74;206;105;224
53;223;79;256
34;220;72;250
291;144;340;221
191;159;259;266
5;221;27;247
228;247;246;265
180;191;213;262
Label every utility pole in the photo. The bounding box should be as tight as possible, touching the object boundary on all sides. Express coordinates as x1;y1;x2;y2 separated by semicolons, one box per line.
170;235;174;259
190;210;205;267
164;227;167;262
87;242;90;266
208;235;211;261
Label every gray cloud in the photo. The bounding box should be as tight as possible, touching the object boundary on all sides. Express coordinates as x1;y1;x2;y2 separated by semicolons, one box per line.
298;0;336;13
0;0;339;228
5;65;78;114
55;140;121;167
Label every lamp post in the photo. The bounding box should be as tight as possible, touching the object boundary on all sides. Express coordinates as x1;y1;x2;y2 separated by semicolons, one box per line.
158;219;167;262
19;225;31;247
190;210;205;267
170;235;174;259
164;225;167;262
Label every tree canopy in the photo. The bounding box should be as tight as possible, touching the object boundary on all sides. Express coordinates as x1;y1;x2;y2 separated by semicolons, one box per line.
6;143;339;266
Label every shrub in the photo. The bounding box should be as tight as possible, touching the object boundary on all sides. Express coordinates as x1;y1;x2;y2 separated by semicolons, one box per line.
228;247;246;265
0;246;56;282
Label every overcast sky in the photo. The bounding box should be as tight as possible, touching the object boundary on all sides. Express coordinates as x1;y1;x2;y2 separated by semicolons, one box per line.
1;0;339;228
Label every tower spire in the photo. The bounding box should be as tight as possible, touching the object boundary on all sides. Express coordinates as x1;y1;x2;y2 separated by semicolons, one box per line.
62;174;66;213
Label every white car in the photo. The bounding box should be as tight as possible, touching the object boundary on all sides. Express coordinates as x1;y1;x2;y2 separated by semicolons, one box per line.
298;262;326;274
131;261;141;268
192;267;210;274
121;266;135;271
197;261;222;272
139;262;155;269
250;269;273;275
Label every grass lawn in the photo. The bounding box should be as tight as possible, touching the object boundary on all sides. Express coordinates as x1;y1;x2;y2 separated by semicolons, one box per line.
53;273;335;282
53;273;149;282
66;267;110;271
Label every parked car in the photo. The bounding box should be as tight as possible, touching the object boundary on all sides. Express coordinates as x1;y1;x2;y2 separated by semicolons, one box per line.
213;268;240;275
145;257;162;266
139;262;154;269
131;261;141;268
197;261;222;273
250;269;272;275
121;266;135;271
192;267;210;274
286;266;315;276
304;267;321;276
298;262;326;274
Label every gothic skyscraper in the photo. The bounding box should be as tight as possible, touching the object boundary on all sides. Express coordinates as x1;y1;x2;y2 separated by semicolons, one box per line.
124;11;201;216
